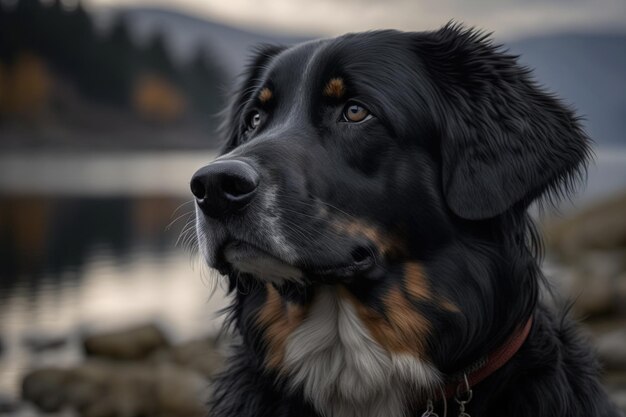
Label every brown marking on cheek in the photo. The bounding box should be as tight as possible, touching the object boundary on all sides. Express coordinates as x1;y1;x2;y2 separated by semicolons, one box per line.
316;203;329;218
256;285;306;369
333;219;404;257
403;262;461;313
440;299;461;313
403;262;431;301
343;286;430;356
381;286;431;355
323;77;345;98
259;87;273;103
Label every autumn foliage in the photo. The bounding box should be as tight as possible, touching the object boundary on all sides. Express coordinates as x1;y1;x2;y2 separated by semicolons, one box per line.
0;53;52;119
0;0;225;126
132;74;187;123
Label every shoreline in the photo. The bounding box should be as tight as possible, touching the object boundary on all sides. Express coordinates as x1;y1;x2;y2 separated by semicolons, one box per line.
0;151;217;197
1;148;623;208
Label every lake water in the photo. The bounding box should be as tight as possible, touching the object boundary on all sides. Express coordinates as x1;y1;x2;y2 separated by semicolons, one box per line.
0;149;625;403
0;152;229;401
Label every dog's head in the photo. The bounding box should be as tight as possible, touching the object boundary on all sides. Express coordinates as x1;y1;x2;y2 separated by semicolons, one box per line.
192;24;588;283
192;24;589;389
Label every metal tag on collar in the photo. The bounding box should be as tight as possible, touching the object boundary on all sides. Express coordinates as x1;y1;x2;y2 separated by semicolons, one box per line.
455;373;473;417
421;399;439;417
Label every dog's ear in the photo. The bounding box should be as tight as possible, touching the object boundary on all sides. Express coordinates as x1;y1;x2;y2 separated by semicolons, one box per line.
414;23;591;220
219;44;285;154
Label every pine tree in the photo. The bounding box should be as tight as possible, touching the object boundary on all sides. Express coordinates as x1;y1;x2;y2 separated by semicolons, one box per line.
184;47;226;121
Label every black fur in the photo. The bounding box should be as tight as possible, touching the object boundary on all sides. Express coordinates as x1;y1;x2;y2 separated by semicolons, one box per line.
195;24;622;417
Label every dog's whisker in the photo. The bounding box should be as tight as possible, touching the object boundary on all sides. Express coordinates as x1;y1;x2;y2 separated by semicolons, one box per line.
183;228;200;254
170;199;195;218
165;210;194;231
176;222;198;250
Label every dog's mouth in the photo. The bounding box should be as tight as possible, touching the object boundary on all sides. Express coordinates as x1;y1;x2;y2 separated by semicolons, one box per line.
221;241;304;284
310;246;377;278
218;240;377;285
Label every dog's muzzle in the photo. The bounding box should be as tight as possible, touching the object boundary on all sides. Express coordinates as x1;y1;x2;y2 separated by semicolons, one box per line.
190;158;381;285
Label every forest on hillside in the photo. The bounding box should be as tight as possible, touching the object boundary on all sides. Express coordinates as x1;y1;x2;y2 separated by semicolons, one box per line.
0;0;227;149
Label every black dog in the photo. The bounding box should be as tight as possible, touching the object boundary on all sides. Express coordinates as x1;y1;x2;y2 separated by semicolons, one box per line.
190;24;622;417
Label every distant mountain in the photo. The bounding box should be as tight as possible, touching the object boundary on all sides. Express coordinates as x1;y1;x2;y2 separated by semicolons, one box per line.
508;33;626;147
2;1;623;151
110;8;624;146
38;5;618;150
105;7;312;72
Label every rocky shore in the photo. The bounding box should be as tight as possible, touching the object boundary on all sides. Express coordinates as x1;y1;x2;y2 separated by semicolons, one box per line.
543;193;626;412
18;324;223;417
7;193;626;416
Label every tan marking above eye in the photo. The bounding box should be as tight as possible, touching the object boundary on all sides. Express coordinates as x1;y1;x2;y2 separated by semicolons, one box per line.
323;77;345;98
259;87;273;103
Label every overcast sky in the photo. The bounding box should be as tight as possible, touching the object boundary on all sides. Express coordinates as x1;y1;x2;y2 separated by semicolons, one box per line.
82;0;626;39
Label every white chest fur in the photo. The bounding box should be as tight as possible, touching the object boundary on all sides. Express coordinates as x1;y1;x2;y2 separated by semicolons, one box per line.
282;287;440;417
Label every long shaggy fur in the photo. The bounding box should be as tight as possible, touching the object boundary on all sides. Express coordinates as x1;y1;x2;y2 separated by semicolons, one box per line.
196;24;622;417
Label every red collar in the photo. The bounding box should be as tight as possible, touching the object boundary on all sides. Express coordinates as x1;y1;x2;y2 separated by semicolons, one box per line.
442;317;533;400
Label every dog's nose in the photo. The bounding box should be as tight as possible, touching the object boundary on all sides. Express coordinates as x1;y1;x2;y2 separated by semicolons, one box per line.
190;160;260;217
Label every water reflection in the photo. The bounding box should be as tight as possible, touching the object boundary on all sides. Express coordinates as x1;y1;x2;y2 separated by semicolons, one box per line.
1;196;182;286
0;195;227;398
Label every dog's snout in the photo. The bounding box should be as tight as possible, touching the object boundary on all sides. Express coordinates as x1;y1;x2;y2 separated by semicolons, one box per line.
190;160;260;217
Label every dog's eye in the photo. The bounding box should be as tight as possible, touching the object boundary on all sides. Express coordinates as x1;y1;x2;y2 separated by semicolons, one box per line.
342;102;372;123
247;111;262;131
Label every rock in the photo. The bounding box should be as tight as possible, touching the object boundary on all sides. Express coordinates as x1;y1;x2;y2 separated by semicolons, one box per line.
22;368;69;413
150;336;223;377
0;392;19;413
22;361;207;417
151;365;208;417
545;192;626;259
597;330;626;371
617;272;626;316
544;252;626;317
83;324;170;360
609;389;626;414
21;332;221;416
23;334;68;353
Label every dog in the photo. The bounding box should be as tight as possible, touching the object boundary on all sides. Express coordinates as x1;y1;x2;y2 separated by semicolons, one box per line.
190;23;622;417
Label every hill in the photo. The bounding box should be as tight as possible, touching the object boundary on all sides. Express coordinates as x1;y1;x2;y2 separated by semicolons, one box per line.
1;2;624;149
110;7;626;147
509;33;626;146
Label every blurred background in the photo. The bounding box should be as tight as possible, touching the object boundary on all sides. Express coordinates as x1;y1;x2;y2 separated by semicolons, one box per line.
0;0;625;415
